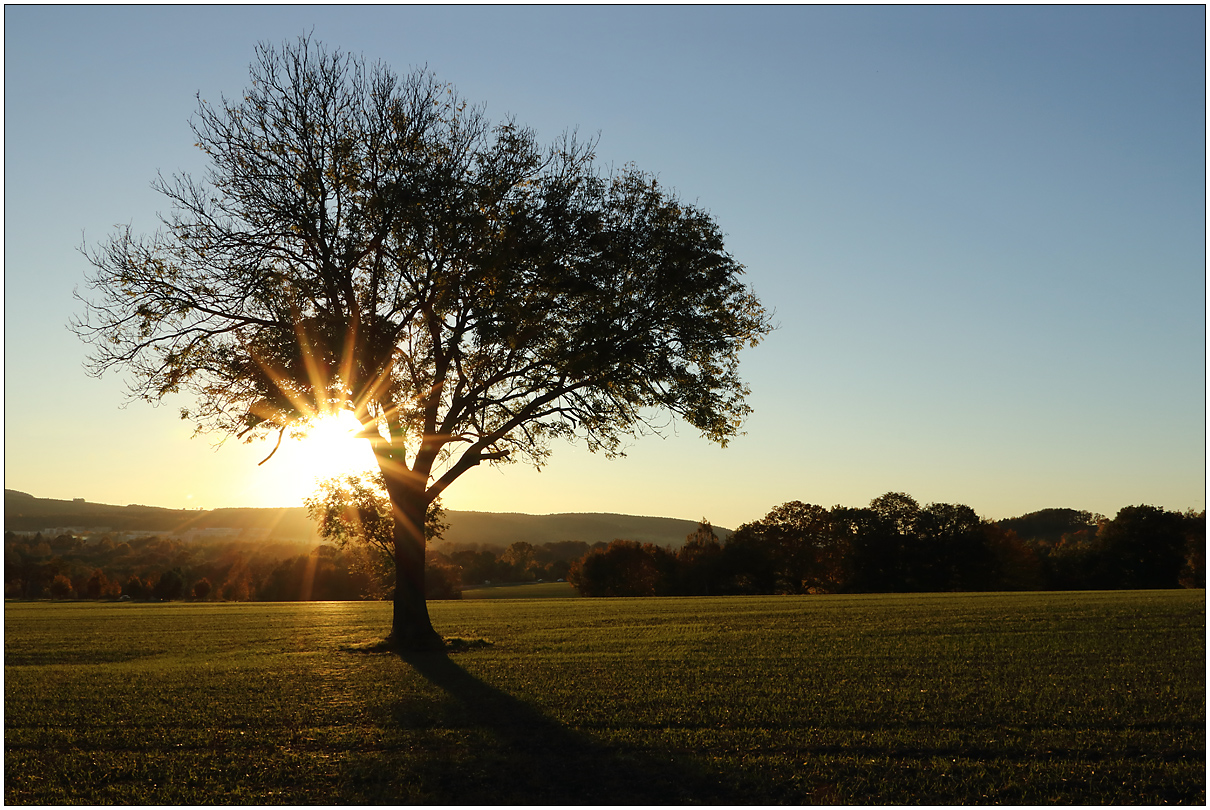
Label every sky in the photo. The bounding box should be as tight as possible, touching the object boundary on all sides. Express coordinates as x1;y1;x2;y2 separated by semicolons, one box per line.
4;5;1205;529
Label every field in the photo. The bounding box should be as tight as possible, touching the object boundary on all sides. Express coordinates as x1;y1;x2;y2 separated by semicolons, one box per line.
462;581;578;599
4;590;1204;804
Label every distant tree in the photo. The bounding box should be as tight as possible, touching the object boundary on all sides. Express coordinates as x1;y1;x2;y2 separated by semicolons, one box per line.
677;521;726;595
727;502;839;593
839;494;922;593
192;578;212;600
74;37;770;649
501;542;537;581
424;557;463;600
84;569;111;599
1094;505;1188;589
49;574;74;599
123;574;149;600
217;557;255;601
1040;526;1103;590
50;533;80;553
997;508;1100;545
1179;510;1205;589
914;502;992;592
151;568;185;601
449;548;507;587
570;540;675;597
983;525;1044;591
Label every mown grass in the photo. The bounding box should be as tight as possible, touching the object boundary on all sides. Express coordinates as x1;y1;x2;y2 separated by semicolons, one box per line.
461;580;577;599
5;590;1204;804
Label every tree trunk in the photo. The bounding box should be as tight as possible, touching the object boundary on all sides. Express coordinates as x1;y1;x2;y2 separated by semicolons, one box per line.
384;482;444;651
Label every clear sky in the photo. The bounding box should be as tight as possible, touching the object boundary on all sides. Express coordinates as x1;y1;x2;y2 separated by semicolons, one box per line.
4;6;1205;529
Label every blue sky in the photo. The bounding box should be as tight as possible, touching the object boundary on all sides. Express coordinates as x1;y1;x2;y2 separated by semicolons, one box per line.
4;6;1205;528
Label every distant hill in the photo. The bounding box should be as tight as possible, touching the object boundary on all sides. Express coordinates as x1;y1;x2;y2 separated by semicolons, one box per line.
434;511;722;552
3;490;719;550
995;508;1101;544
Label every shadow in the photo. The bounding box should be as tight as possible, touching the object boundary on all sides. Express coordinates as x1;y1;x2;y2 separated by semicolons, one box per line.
350;648;748;804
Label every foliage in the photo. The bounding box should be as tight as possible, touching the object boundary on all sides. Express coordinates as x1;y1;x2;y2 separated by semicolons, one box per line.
574;496;1205;598
47;574;74;599
4;592;1203;804
569;539;677;597
192;578;212;600
73;36;770;644
306;473;452;597
423;558;462;600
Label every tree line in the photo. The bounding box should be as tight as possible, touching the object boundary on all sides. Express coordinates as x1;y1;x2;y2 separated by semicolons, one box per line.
4;492;1202;603
569;494;1204;597
1;528;598;603
3;532;391;603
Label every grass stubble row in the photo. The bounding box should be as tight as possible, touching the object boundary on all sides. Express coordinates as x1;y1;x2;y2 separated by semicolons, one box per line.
4;590;1204;804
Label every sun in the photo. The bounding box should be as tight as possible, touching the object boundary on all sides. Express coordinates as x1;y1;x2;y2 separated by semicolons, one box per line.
242;410;386;507
296;410;379;482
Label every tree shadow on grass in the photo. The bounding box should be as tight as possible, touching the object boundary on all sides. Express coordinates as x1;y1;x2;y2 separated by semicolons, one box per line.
354;648;745;804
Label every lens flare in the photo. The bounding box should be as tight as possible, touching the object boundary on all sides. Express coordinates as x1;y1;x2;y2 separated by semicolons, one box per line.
299;410;379;481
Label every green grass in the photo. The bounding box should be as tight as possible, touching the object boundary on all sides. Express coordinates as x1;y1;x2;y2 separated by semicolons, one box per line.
5;590;1204;804
461;580;578;599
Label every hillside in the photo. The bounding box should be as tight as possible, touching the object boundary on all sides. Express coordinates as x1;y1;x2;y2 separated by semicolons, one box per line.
3;490;718;550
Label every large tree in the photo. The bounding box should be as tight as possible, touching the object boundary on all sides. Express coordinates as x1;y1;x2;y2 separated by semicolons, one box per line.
74;38;770;649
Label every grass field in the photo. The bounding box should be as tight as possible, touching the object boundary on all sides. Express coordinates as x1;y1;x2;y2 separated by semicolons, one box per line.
5;590;1204;804
461;580;578;599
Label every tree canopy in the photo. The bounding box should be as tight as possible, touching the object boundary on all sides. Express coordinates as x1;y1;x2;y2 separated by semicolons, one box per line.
74;37;771;648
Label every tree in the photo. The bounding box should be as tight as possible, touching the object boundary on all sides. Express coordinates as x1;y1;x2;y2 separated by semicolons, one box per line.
123;574;149;600
152;568;186;601
501;541;537;580
727;502;840;593
677;520;726;595
1178;510;1205;589
1094;505;1187;589
84;569;112;599
306;472;447;596
75;37;769;649
840;494;920;592
192;578;212;600
49;574;75;600
569;540;675;597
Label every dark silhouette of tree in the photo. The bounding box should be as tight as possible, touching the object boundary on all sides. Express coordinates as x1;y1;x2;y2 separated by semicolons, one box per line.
423;557;462;600
914;502;993;591
727;502;840;593
996;508;1100;544
192;577;212;600
151;568;185;601
1094;505;1188;589
1179;510;1205;588
840;494;920;592
123;574;149;600
75;37;769;649
570;540;676;597
676;521;725;595
448;548;506;586
84;569;112;599
983;524;1044;591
